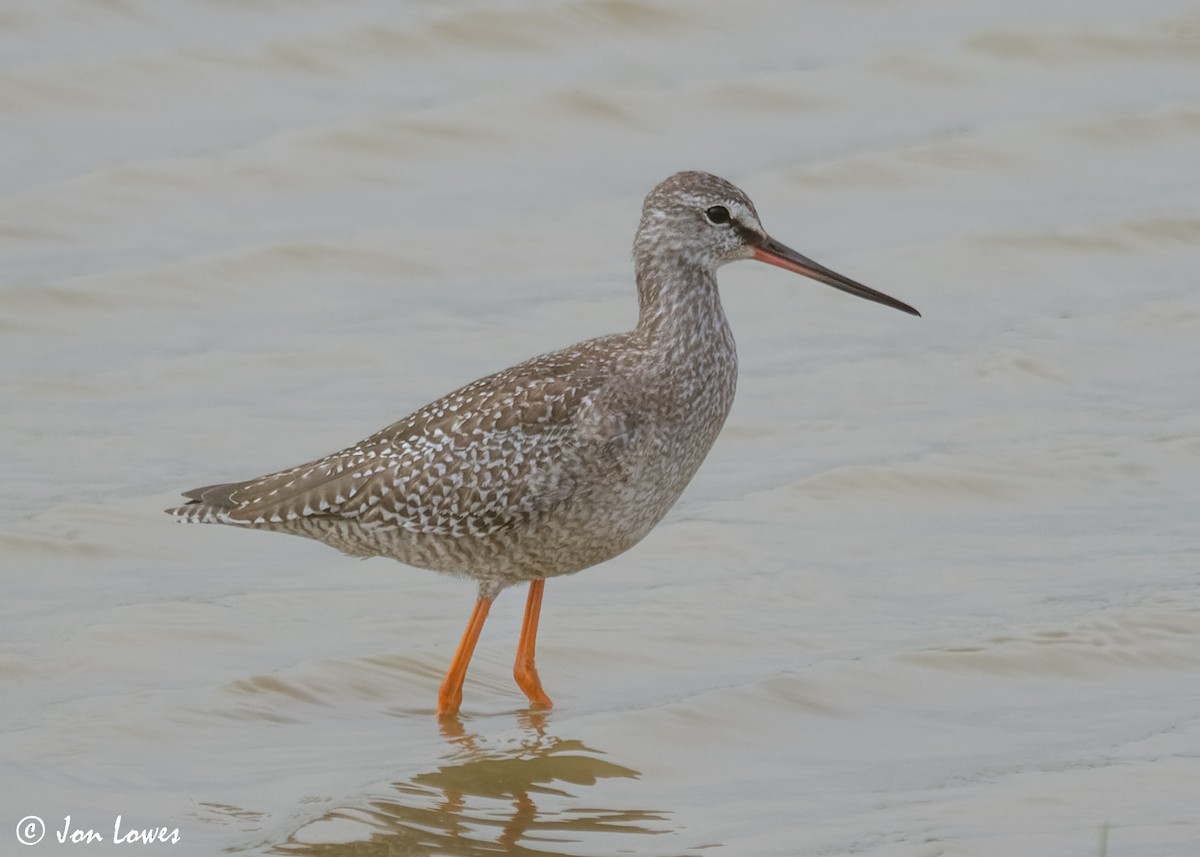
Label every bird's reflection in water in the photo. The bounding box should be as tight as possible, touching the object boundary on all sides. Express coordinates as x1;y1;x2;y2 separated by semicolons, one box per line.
272;712;676;856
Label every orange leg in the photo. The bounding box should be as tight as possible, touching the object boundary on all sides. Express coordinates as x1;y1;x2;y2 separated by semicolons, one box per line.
438;596;493;718
513;579;553;709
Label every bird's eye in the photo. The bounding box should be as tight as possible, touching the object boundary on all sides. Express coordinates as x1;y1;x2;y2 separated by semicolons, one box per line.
705;205;731;225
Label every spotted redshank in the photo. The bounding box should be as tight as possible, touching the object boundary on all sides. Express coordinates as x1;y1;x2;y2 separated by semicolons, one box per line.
167;171;919;717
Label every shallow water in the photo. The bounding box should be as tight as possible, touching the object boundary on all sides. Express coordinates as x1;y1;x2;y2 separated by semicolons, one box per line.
3;1;1199;855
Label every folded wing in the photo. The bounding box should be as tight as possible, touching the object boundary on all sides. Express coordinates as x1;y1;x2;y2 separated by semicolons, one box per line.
169;357;612;538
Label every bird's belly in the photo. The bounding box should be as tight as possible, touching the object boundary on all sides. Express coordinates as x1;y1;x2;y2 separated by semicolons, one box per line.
265;424;712;587
256;389;731;597
267;500;654;593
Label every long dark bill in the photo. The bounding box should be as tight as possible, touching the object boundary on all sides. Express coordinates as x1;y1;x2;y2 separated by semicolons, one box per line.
752;236;920;317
